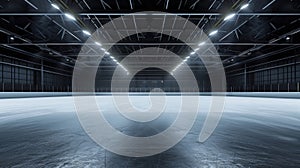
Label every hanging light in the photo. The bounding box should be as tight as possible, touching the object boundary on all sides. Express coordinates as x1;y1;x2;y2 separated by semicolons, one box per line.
224;13;236;21
209;30;218;36
82;30;91;36
240;3;249;10
198;42;206;46
95;42;102;46
64;13;76;21
51;3;60;10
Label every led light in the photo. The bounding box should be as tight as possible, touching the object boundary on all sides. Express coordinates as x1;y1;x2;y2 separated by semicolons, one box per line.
95;42;102;46
224;13;236;21
198;42;205;46
110;56;114;59
286;36;290;40
64;13;76;21
190;51;196;55
194;48;199;51
209;30;218;36
101;48;106;51
82;30;91;36
105;51;110;55
186;56;190;59
240;3;249;10
10;36;14;40
51;3;60;10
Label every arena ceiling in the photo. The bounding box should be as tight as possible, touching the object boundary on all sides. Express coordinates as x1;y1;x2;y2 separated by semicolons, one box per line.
0;0;299;75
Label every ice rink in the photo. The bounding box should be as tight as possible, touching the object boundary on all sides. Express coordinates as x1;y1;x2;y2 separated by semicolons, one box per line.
0;95;299;167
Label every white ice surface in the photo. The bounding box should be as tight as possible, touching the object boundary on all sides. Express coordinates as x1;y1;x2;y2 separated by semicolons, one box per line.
0;95;299;167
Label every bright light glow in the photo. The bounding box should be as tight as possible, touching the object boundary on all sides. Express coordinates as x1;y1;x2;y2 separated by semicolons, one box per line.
110;56;114;59
190;51;196;55
64;13;76;21
198;42;205;46
95;42;102;46
286;36;290;40
194;48;199;51
105;51;110;55
82;30;91;36
10;37;14;40
240;3;249;10
209;30;218;36
51;3;60;10
101;48;106;51
224;13;236;21
186;56;190;59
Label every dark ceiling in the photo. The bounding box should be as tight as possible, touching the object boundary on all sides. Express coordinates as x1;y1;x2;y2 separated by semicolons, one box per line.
0;0;299;76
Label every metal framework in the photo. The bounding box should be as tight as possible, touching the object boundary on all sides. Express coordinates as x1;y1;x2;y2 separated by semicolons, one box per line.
0;0;299;91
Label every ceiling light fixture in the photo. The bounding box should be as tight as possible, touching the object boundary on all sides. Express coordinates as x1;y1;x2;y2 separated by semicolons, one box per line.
95;42;102;46
51;3;60;10
64;13;76;21
209;30;218;36
224;13;236;21
198;42;206;46
105;51;110;55
82;30;91;36
240;3;249;10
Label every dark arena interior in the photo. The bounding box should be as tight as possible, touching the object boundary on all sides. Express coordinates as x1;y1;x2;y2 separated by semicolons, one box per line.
0;0;300;167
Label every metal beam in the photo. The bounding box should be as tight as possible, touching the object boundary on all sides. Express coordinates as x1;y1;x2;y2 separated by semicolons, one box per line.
3;43;300;46
1;13;300;16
